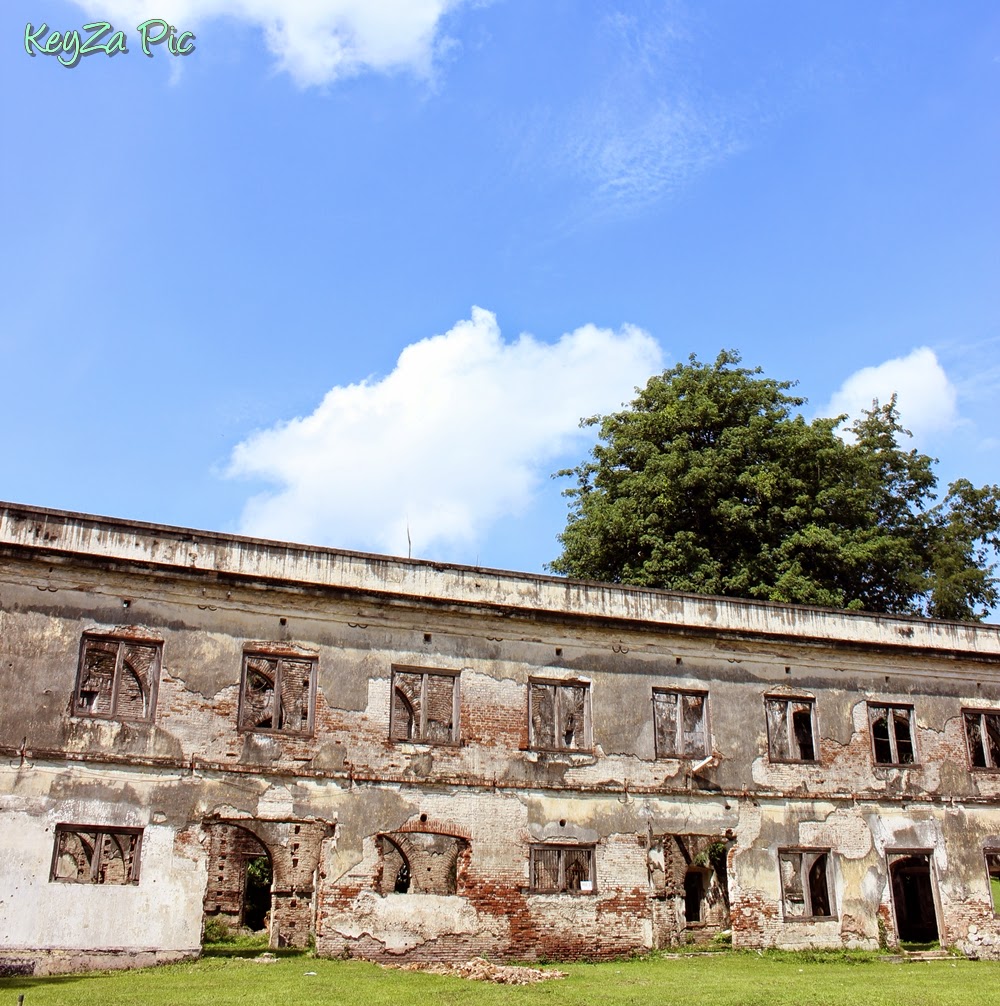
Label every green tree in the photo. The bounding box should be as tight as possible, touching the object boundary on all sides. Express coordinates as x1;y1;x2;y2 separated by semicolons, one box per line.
551;351;1000;620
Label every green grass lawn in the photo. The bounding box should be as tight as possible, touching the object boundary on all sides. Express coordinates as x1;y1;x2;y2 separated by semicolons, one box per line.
6;952;1000;1006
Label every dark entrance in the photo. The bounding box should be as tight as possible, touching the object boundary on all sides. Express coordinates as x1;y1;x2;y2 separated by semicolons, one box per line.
890;853;939;944
242;854;273;930
684;870;706;924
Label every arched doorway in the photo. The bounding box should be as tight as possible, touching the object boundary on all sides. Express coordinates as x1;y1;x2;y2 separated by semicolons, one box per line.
889;853;939;944
203;823;273;934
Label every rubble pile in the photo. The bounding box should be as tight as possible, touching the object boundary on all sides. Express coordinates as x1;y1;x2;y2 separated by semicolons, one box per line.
387;957;568;984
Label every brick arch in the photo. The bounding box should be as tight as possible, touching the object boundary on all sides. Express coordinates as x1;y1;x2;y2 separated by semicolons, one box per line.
396;819;472;841
377;829;468;896
202;816;333;948
201;822;271;933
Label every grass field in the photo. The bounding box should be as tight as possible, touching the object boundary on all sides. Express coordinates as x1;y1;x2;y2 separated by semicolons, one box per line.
7;951;1000;1006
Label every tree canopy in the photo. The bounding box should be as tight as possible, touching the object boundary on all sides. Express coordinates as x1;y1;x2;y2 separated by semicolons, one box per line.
550;351;1000;620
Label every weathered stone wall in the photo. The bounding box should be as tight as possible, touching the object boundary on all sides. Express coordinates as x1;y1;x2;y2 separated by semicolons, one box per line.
3;503;1000;970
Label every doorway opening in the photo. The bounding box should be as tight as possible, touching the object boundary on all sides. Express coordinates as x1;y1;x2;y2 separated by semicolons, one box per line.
684;869;707;924
242;854;273;930
889;852;940;946
203;823;273;937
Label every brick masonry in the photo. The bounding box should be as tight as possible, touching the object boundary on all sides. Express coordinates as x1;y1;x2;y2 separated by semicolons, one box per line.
2;503;1000;970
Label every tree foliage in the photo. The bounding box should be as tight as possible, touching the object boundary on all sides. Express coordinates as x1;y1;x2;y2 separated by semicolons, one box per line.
551;351;1000;620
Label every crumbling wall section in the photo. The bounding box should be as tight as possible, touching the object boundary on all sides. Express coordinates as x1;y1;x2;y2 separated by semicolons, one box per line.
316;792;657;962
5;506;1000;967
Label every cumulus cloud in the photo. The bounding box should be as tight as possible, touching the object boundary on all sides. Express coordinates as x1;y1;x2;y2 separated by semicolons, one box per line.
227;307;663;556
821;347;960;441
67;0;465;86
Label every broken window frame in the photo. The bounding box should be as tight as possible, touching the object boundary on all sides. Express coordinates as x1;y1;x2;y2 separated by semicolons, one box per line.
765;695;818;763
73;633;161;723
963;709;1000;770
529;844;596;894
778;847;835;921
985;851;1000;916
868;703;918;766
49;825;143;885
652;688;710;759
389;666;461;745
528;678;593;752
238;649;317;736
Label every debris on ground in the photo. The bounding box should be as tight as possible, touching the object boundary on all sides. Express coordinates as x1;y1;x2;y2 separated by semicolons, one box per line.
383;957;568;984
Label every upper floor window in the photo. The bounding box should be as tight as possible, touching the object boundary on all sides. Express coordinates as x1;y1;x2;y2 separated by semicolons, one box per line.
239;649;316;734
74;634;161;722
964;710;1000;769
390;667;460;744
529;844;595;894
868;703;916;765
653;689;708;759
529;679;591;751
50;825;142;885
766;696;817;762
778;849;833;920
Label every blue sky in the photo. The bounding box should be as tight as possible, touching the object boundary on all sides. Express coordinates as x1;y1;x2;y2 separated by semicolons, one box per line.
2;1;998;574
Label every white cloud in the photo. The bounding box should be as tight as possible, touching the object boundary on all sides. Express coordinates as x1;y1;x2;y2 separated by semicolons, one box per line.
67;0;466;86
821;347;960;441
543;8;742;216
569;97;739;213
227;307;663;557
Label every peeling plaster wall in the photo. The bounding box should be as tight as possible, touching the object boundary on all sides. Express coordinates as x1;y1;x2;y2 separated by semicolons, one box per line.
4;503;1000;970
0;774;204;960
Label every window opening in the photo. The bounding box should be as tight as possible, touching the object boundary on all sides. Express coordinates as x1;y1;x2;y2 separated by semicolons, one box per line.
50;826;142;884
394;859;412;893
390;668;459;743
986;853;1000;915
529;844;595;893
766;697;817;762
75;636;160;721
869;704;916;765
239;653;315;734
379;832;462;895
653;689;708;758
530;680;591;750
380;837;412;894
965;711;1000;769
778;849;833;919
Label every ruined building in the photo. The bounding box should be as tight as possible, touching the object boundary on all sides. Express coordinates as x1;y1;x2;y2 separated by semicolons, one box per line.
3;502;1000;974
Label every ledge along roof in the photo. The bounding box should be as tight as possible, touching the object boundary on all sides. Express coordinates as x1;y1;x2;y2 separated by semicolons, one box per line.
2;501;999;662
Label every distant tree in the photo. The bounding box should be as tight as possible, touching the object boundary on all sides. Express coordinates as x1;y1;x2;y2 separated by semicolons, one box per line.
550;351;1000;620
